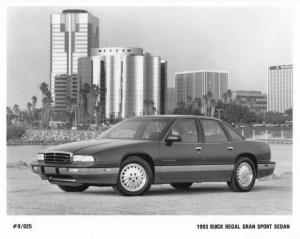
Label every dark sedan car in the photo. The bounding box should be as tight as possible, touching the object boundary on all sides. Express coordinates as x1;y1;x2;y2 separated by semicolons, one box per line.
31;115;275;196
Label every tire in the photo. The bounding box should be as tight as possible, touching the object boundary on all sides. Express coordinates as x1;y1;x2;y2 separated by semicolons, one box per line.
227;157;256;192
114;156;153;196
57;184;89;192
170;182;193;189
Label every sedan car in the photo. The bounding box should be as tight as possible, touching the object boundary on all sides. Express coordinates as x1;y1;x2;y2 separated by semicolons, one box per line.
31;115;275;196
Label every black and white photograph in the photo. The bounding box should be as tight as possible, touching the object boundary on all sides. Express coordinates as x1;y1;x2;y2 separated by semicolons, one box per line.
2;0;300;238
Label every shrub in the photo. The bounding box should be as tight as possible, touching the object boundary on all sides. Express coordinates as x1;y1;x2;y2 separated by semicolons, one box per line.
7;124;26;141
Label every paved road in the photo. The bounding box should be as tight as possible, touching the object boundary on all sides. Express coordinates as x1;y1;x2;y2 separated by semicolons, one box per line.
7;167;292;215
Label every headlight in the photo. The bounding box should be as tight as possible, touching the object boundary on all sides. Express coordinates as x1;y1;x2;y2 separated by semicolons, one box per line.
36;153;44;161
72;155;95;162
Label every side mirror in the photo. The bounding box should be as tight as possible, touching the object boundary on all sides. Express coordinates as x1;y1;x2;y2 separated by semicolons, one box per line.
166;134;182;145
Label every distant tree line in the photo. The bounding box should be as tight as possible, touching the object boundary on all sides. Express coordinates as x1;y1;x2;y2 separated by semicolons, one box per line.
7;84;293;130
7;81;109;130
172;89;293;125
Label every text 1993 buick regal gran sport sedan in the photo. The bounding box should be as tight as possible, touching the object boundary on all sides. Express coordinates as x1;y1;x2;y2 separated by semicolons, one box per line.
31;115;275;196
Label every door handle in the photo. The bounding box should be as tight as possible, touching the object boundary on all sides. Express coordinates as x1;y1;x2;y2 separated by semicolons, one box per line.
227;146;234;151
195;147;202;151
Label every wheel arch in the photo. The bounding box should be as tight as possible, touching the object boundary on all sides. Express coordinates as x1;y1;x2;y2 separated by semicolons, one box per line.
121;153;155;182
235;153;258;172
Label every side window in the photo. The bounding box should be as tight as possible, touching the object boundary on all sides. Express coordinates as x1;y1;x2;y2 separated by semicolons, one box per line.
200;119;228;143
223;124;244;141
142;121;167;140
171;119;198;143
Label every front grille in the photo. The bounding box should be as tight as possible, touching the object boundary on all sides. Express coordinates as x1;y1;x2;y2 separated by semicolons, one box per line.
44;152;71;164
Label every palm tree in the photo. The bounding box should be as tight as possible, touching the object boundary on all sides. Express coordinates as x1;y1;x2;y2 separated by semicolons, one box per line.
26;102;32;123
186;96;193;106
78;83;91;129
222;92;228;104
210;99;216;117
12;104;20;124
31;96;38;121
203;91;214;116
12;104;19;115
185;96;193;114
39;82;52;128
222;89;232;104
40;82;49;96
235;95;242;105
226;89;232;103
150;100;156;115
66;96;76;127
27;102;32;112
194;98;202;115
143;99;156;115
90;84;100;124
206;91;214;116
31;96;37;110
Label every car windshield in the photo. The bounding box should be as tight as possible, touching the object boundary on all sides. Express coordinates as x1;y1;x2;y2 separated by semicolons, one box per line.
98;117;172;140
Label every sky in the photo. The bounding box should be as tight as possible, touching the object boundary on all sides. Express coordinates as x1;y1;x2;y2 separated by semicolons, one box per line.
7;6;292;108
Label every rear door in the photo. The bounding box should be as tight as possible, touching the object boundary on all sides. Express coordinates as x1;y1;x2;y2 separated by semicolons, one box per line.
196;119;236;181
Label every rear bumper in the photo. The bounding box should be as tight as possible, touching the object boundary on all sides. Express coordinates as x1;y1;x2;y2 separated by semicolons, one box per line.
31;162;119;186
257;162;276;178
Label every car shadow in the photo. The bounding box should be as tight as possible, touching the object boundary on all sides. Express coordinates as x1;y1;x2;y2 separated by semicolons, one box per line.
145;186;229;196
82;182;287;197
82;185;228;197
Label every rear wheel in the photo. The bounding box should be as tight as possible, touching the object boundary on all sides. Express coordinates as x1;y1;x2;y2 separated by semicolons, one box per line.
227;157;256;192
170;182;193;189
57;184;89;192
114;157;153;196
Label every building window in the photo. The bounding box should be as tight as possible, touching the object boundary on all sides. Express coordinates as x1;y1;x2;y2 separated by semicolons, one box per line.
127;49;131;52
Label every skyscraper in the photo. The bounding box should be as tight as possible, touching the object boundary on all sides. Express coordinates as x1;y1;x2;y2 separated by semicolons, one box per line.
175;70;228;105
50;9;99;111
78;47;167;120
267;64;293;113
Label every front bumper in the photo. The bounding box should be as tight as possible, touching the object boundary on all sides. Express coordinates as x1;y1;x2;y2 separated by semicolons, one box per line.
31;161;119;186
257;162;276;178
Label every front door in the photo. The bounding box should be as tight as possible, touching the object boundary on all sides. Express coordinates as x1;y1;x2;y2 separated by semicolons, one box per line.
158;118;202;181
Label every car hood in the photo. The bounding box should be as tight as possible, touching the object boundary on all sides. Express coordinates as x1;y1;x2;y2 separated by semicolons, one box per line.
40;139;152;155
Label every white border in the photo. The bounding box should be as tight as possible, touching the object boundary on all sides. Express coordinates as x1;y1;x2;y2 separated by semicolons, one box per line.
1;1;300;239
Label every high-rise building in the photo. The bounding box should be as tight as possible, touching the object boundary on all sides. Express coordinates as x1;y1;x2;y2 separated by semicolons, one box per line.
78;47;167;119
232;90;267;113
175;70;228;105
50;9;99;111
166;88;176;113
267;64;293;113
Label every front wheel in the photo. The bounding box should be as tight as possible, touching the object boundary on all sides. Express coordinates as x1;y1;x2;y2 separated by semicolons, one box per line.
114;157;153;196
57;184;89;192
227;157;256;192
170;182;193;189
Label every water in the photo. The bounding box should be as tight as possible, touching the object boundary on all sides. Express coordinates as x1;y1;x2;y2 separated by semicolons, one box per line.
7;145;49;164
6;144;292;175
